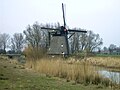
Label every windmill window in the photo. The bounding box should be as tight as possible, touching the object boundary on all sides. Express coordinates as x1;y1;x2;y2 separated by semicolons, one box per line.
61;44;63;48
62;52;65;55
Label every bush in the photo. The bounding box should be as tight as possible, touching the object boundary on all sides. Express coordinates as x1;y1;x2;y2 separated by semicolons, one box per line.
23;46;47;60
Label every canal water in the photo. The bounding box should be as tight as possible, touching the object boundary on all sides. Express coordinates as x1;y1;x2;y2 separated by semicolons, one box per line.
99;70;120;84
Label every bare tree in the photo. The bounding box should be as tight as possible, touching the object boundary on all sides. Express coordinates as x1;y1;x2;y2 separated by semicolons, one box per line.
70;28;86;53
103;46;109;54
0;34;2;49
71;32;80;53
79;32;88;51
70;30;103;54
0;33;10;53
11;33;24;53
108;44;117;54
23;22;47;49
85;31;103;53
23;22;49;59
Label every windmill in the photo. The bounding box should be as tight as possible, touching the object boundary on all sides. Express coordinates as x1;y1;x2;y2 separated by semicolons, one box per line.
41;3;87;56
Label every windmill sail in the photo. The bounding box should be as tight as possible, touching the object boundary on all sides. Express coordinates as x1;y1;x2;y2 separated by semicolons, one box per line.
62;3;66;28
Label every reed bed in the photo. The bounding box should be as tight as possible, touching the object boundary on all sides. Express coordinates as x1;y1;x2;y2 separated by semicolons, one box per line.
25;58;110;86
87;57;120;69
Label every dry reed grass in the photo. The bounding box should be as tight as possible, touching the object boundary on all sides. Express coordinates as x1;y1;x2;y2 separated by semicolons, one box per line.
9;59;18;64
25;57;110;86
23;46;46;60
87;57;120;69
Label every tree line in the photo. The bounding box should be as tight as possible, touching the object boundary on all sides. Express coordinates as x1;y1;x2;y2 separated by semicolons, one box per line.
101;44;120;55
0;22;103;56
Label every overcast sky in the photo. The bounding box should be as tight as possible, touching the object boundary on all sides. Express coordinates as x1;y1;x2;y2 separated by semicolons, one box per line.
0;0;120;47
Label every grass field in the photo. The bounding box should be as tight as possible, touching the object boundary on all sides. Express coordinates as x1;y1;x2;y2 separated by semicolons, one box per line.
0;56;115;90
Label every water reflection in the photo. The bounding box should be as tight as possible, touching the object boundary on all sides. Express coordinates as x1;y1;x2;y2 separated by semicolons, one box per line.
99;70;120;84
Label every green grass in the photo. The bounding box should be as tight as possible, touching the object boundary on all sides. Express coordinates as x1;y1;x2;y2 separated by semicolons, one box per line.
95;54;120;58
0;57;114;90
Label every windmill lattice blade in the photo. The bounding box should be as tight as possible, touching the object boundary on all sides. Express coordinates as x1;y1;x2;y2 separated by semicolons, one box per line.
62;3;66;28
41;27;59;31
68;29;87;33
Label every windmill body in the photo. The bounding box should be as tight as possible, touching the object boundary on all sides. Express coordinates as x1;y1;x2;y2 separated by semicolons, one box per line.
48;35;69;55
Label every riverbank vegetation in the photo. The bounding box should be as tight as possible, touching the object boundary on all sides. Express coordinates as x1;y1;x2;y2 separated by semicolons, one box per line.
25;57;109;85
24;56;120;89
0;56;115;90
87;57;120;71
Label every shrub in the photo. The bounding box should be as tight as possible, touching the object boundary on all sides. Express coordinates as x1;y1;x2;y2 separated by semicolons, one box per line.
23;46;47;60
